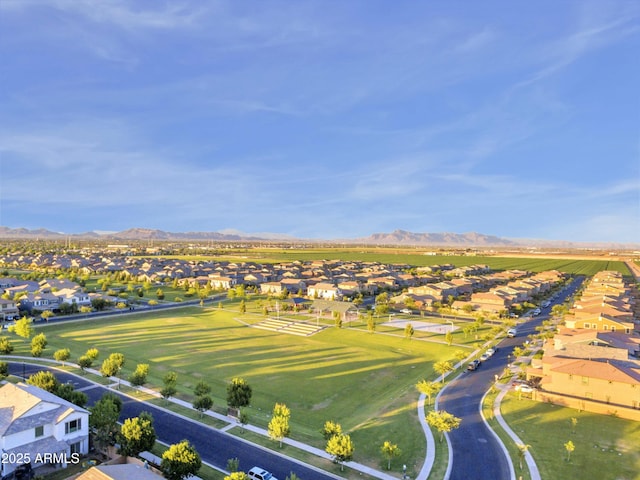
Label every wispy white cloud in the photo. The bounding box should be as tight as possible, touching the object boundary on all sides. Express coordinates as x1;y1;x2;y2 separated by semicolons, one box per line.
1;0;204;30
513;2;640;89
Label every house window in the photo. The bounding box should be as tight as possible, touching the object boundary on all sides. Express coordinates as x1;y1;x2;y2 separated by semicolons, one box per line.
581;377;589;385
65;418;81;434
568;374;573;380
611;326;616;332
70;441;81;455
603;325;609;330
585;392;593;399
35;425;44;438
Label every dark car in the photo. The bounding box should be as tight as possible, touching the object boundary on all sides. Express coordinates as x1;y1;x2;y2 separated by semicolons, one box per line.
467;360;481;371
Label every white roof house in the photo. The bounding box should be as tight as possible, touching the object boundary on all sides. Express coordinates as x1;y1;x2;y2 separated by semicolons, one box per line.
0;382;90;478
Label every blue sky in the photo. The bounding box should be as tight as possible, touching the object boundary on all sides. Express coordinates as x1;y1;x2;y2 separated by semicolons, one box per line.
1;1;639;242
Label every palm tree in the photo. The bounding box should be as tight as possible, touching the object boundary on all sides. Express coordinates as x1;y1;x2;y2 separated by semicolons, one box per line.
516;443;531;470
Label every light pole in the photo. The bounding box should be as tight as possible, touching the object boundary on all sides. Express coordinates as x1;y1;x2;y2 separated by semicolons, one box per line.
447;320;454;333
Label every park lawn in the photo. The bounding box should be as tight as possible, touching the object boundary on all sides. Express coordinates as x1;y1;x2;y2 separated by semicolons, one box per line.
500;393;640;480
23;306;455;469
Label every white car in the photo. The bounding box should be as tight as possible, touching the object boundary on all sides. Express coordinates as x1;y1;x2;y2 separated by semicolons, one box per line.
486;348;496;357
515;384;534;393
248;467;279;480
480;353;490;361
400;308;412;314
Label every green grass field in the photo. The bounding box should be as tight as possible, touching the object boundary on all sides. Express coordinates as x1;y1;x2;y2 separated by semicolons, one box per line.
14;304;469;474
133;249;632;277
500;393;640;480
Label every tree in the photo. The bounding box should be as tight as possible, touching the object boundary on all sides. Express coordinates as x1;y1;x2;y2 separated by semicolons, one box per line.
27;371;59;392
55;383;88;408
119;412;156;457
156;288;165;300
571;417;578;433
31;332;47;350
101;353;125;378
454;349;467;364
224;473;249;480
239;300;246;314
321;420;342;440
59;302;78;315
0;336;13;354
226;457;240;473
11;316;33;339
90;395;121;452
78;355;93;371
238;409;249;432
31;344;44;357
86;348;99;360
194;380;211;397
161;440;202;480
564;440;575;461
516;443;530;470
285;473;301;480
41;310;54;322
54;348;71;366
227;377;252;409
0;361;8;379
445;330;453;346
129;363;149;387
433;360;453;383
415;379;441;406
426;410;461;442
161;371;178;403
404;323;414;340
91;298;109;311
367;312;375;334
381;440;401;470
325;433;354;471
268;403;290;448
192;395;213;418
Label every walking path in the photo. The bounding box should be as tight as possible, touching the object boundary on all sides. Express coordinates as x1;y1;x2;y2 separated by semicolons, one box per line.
486;353;542;480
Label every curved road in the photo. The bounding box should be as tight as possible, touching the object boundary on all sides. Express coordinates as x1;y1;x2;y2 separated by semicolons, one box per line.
7;362;338;480
439;277;583;480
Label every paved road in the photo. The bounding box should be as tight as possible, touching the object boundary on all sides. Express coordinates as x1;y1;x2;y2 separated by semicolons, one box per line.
439;277;583;480
7;363;338;480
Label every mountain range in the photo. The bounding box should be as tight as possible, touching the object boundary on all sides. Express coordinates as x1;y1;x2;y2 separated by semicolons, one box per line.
0;226;637;249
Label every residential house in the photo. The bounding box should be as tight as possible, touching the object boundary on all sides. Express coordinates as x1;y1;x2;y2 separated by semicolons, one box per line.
0;298;19;321
208;275;236;290
0;383;90;479
17;292;60;314
307;282;342;300
529;356;640;412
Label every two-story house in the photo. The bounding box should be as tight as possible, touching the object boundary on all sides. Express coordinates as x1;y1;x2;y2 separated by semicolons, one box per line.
0;383;90;478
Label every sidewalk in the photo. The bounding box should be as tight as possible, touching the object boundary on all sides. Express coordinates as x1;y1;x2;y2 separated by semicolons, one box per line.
487;354;542;480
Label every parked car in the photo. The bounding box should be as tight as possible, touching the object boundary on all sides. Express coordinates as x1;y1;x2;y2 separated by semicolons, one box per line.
400;308;412;314
479;353;490;362
515;384;534;393
507;328;517;338
486;347;497;357
249;467;279;480
467;360;481;371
